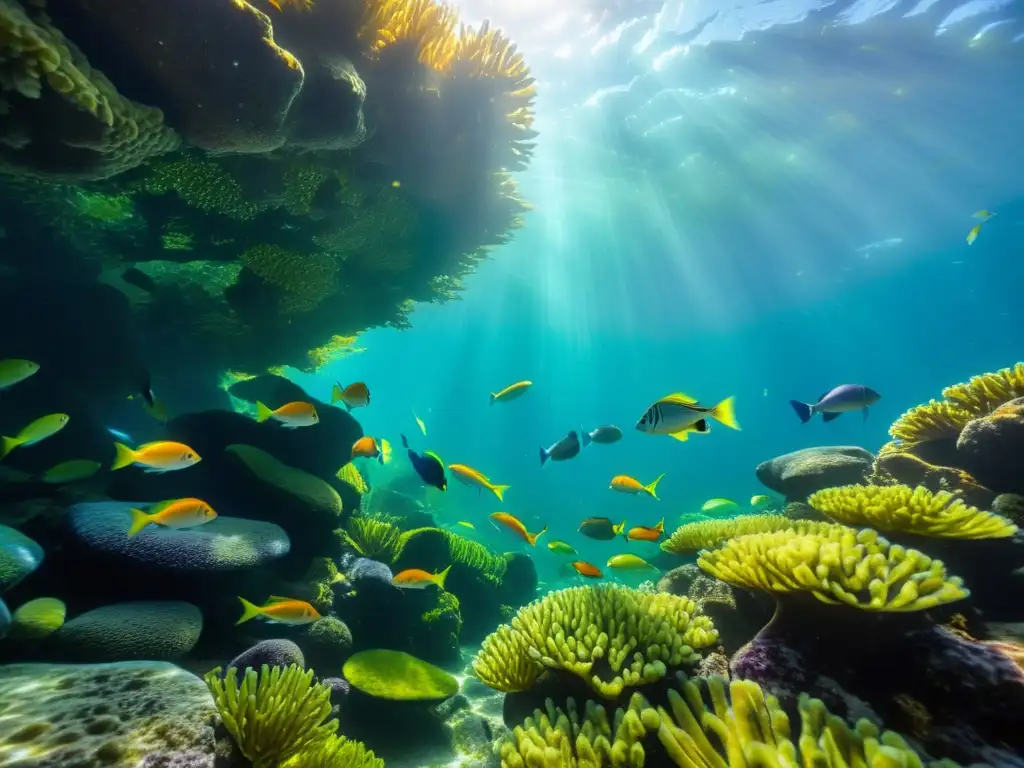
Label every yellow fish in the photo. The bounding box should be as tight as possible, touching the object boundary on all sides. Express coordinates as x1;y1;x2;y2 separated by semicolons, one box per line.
702;498;738;514
0;359;39;391
236;596;321;626
41;459;102;484
112;441;201;472
127;498;218;537
336;462;369;494
966;224;982;245
449;463;510;501
635;392;739;441
256;401;319;428
394;565;451;590
607;554;658;572
414;411;427;436
1;413;70;460
456;521;475;530
973;209;995;221
609;473;665;499
750;494;772;507
489;380;533;405
547;540;577;555
490;512;546;546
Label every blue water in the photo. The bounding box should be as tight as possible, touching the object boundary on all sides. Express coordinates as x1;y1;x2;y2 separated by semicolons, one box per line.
292;0;1024;584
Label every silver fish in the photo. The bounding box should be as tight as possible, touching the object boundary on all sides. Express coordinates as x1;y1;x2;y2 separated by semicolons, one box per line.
582;425;622;447
789;384;881;423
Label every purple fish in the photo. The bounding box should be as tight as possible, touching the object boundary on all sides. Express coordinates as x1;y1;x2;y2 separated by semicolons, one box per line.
790;384;881;424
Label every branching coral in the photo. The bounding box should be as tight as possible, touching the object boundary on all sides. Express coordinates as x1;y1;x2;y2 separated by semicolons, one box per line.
660;516;839;556
697;527;969;612
395;526;509;578
358;0;459;68
285;733;383;768
943;362;1024;414
473;584;718;698
889;400;976;446
203;664;336;768
239;244;338;314
809;484;1017;539
342;516;405;561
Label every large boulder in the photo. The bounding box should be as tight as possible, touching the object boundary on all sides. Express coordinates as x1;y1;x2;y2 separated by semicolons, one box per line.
957;398;1024;495
0;523;43;592
755;446;874;501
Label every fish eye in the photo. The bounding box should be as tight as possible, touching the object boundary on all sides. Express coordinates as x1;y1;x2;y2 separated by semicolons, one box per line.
186;452;195;460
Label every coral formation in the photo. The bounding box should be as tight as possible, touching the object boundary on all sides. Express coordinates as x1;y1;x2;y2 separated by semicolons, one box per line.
697;527;969;611
809;484;1017;539
204;664;336;768
473;584;718;698
285;733;384;768
342;649;459;701
342;515;404;561
661;515;835;555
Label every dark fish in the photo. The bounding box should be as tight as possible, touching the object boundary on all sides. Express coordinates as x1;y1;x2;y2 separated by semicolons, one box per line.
582;425;622;448
540;430;580;466
138;370;156;409
578;517;626;541
400;434;447;491
790;384;881;424
122;267;157;294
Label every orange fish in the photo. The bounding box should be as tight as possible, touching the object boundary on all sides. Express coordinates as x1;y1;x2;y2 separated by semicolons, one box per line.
127;498;217;537
610;473;665;500
626;518;665;543
489;512;546;547
394;565;451;590
236;596;320;626
332;381;370;411
352;435;385;464
112;441;201;472
256;401;318;428
571;561;603;579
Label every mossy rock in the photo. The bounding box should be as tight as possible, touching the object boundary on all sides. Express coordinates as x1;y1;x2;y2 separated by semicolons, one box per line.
0;523;44;592
342;649;459;701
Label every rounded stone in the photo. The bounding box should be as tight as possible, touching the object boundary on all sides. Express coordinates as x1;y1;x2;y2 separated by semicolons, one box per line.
0;523;44;592
47;601;203;662
755;446;874;501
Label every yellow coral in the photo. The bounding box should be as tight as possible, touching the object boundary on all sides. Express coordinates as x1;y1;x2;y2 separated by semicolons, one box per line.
143;155;263;219
697;527;969;612
285;734;383;768
336;462;369;494
661;515;838;555
358;0;459;69
239;244;337;314
203;664;336;768
809;484;1017;539
306;335;365;371
342;516;405;561
473;584;718;698
889;400;975;445
943;362;1024;414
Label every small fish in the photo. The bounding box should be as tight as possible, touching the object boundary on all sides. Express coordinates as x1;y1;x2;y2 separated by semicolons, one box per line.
626;519;665;542
540;431;580;466
336;462;369;493
610;473;665;499
571;561;603;578
136;369;157;409
380;439;392;465
1;414;70;460
400;434;447;491
456;521;475;530
763;389;769;397
578;517;626;541
750;494;772;507
490;380;533;405
40;459;102;484
127;498;217;537
449;464;510;501
256;401;319;428
702;498;738;514
547;540;578;555
636;393;739;440
0;359;39;391
789;384;881;424
581;425;622;447
966;224;982;245
394;565;451;590
112;441;201;472
236;596;321;626
973;210;996;221
490;512;546;546
607;553;658;571
414;411;427;436
332;381;370;411
352;436;386;465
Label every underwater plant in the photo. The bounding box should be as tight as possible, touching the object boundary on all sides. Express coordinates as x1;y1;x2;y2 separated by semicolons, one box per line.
342;516;405;561
473;584;718;698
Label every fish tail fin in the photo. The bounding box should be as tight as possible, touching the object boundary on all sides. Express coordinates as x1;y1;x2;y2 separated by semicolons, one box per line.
0;436;18;461
711;396;740;430
581;429;592;449
255;401;273;423
400;433;409;449
646;472;665;499
111;442;136;471
235;597;263;626
539;446;549;466
492;484;510;502
528;526;548;547
614;520;626;539
655;518;665;533
489;392;496;406
331;383;343;404
126;508;153;537
789;400;813;424
434;564;453;590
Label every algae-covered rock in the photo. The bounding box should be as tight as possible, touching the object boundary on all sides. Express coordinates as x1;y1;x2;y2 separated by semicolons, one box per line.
342;649;459;701
8;597;66;640
67;500;290;571
0;522;43;592
46;601;202;661
226;443;343;522
226;638;305;673
0;661;216;768
756;446;874;501
300;615;354;670
957;397;1024;494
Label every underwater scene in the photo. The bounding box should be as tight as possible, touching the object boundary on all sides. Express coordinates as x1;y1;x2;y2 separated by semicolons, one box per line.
1;0;1024;765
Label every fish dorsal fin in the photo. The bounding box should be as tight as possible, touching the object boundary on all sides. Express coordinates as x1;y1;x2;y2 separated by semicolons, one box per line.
264;596;293;605
424;450;444;467
817;391;830;403
663;392;698;404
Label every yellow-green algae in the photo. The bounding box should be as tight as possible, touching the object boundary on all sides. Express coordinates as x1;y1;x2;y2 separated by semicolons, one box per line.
342;649;459;701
